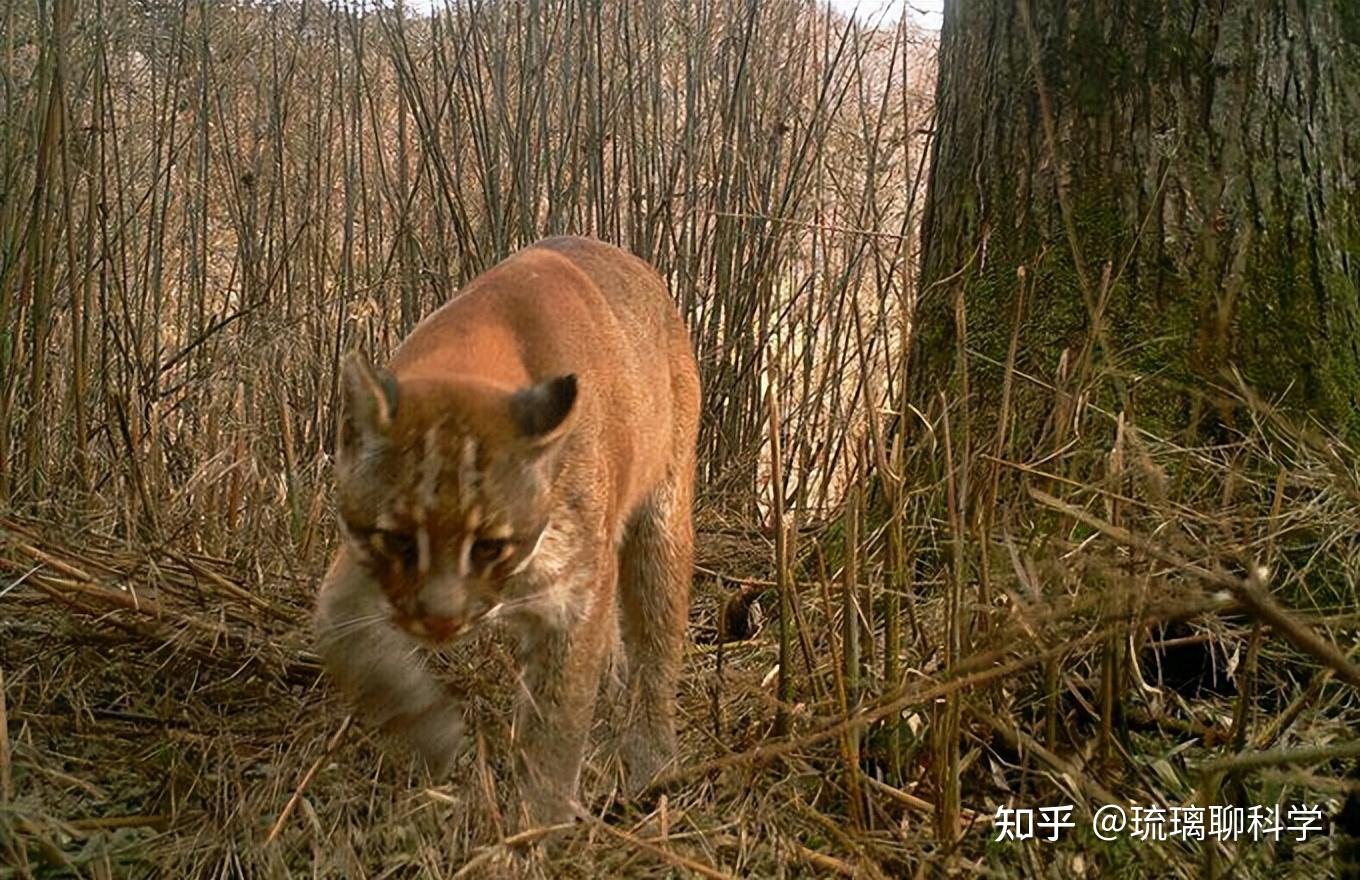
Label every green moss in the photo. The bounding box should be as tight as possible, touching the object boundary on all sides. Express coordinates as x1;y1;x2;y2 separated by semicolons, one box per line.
1236;211;1360;439
1338;0;1360;46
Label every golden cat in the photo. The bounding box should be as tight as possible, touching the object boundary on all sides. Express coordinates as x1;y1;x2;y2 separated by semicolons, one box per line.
313;236;700;825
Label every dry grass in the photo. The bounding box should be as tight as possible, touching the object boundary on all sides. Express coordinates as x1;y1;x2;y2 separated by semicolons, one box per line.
4;397;1358;877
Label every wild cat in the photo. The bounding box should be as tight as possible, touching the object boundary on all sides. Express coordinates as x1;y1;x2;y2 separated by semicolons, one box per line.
313;236;700;825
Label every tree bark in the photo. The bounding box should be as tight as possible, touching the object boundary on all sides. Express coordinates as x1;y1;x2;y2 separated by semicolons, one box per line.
913;0;1360;445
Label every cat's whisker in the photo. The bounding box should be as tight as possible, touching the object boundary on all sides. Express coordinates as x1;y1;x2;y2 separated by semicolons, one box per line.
315;613;410;649
317;611;392;637
482;594;544;617
511;665;543;722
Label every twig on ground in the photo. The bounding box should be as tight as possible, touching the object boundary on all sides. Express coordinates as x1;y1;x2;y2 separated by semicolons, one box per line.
265;716;352;844
1029;487;1360;692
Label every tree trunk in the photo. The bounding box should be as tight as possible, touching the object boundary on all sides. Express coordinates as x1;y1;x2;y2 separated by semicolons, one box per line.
913;0;1360;445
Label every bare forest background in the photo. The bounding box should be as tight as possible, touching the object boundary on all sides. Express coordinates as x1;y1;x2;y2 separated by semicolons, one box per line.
1;0;1358;877
0;0;931;532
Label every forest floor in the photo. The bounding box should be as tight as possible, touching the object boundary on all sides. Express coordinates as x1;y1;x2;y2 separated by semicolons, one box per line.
0;498;1353;878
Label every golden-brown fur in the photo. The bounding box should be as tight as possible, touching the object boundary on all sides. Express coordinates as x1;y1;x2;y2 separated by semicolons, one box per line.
313;236;700;825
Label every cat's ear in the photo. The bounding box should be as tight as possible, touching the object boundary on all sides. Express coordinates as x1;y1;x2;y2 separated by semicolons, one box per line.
339;350;398;457
509;374;577;447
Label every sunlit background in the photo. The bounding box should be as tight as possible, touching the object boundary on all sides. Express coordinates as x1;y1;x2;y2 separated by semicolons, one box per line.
388;0;944;30
828;0;942;29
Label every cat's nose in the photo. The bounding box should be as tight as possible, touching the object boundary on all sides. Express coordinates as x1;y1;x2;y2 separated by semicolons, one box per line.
403;597;464;641
421;614;463;641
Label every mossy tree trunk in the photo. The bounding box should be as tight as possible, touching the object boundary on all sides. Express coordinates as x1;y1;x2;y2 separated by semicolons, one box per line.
912;0;1360;445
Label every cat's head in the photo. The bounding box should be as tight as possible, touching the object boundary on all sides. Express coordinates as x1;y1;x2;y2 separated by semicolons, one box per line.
333;351;577;641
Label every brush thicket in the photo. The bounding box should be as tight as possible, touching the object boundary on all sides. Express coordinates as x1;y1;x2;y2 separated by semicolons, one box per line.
2;0;1356;877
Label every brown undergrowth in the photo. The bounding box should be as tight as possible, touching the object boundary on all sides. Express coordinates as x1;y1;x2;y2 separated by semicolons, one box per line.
2;394;1358;878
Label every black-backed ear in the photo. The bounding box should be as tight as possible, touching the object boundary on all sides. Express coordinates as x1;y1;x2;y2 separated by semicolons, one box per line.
509;374;577;445
339;350;398;457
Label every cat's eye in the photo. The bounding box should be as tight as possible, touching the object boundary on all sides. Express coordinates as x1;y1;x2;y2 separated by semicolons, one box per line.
377;530;418;568
470;538;511;566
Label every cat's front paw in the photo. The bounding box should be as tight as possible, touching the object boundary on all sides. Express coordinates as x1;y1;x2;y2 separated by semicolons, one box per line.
621;727;676;796
393;701;467;778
